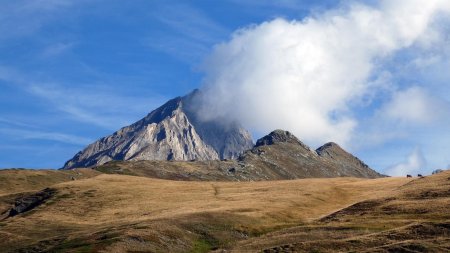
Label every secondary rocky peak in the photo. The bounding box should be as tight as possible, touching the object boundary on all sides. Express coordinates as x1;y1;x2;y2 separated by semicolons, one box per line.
316;142;342;155
316;142;381;177
238;130;383;179
316;142;357;161
255;129;311;150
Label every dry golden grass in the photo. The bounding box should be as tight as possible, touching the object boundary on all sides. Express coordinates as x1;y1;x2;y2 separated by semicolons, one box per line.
0;172;411;252
0;170;448;252
0;168;100;196
232;171;450;252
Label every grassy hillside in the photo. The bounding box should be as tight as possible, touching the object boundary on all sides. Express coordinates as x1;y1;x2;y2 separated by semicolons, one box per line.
0;168;100;196
0;169;101;223
232;170;450;252
0;170;448;252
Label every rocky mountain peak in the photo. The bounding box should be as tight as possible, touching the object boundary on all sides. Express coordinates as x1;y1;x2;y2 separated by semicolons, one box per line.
62;90;253;169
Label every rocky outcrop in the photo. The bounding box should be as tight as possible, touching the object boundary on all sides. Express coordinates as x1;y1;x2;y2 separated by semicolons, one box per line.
7;188;56;218
63;90;253;169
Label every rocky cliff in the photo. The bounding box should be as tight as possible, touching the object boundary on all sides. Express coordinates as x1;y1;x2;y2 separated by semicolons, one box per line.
62;91;253;169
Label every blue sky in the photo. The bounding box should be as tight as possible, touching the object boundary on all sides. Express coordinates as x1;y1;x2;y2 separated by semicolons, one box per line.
0;0;449;176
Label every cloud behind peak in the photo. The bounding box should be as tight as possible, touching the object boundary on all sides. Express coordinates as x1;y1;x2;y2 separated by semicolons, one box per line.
195;0;450;149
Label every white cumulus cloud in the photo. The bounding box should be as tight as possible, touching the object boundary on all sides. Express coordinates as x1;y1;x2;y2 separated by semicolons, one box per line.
194;0;450;148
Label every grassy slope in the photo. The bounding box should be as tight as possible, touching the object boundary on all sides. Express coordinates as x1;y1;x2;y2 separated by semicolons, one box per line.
231;171;450;252
0;169;101;216
0;168;100;196
94;160;240;181
0;170;418;252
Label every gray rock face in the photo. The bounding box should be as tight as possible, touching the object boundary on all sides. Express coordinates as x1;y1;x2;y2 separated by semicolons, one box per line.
183;90;254;160
63;91;253;169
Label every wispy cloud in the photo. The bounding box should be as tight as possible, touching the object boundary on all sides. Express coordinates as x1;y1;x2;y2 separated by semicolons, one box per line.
0;115;91;146
0;117;33;128
0;127;92;146
155;4;228;43
40;42;75;58
27;82;165;130
0;0;78;40
0;66;166;130
146;3;229;63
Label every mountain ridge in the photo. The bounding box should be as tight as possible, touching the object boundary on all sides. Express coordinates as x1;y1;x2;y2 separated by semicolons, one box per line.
63;91;382;180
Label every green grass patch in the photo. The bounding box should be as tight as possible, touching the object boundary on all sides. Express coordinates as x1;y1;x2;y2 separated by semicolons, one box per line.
51;238;94;253
57;193;72;199
95;165;136;176
132;224;150;230
190;239;213;253
51;235;120;253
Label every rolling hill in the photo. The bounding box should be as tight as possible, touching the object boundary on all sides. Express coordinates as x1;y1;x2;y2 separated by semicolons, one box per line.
0;169;448;252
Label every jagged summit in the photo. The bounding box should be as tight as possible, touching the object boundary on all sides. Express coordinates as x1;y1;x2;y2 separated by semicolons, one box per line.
63;90;253;169
255;129;313;152
256;130;300;146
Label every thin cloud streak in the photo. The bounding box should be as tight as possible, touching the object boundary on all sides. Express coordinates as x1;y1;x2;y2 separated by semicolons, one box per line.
0;127;92;146
27;83;166;130
0;66;166;130
0;117;34;129
146;3;229;64
0;0;77;40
